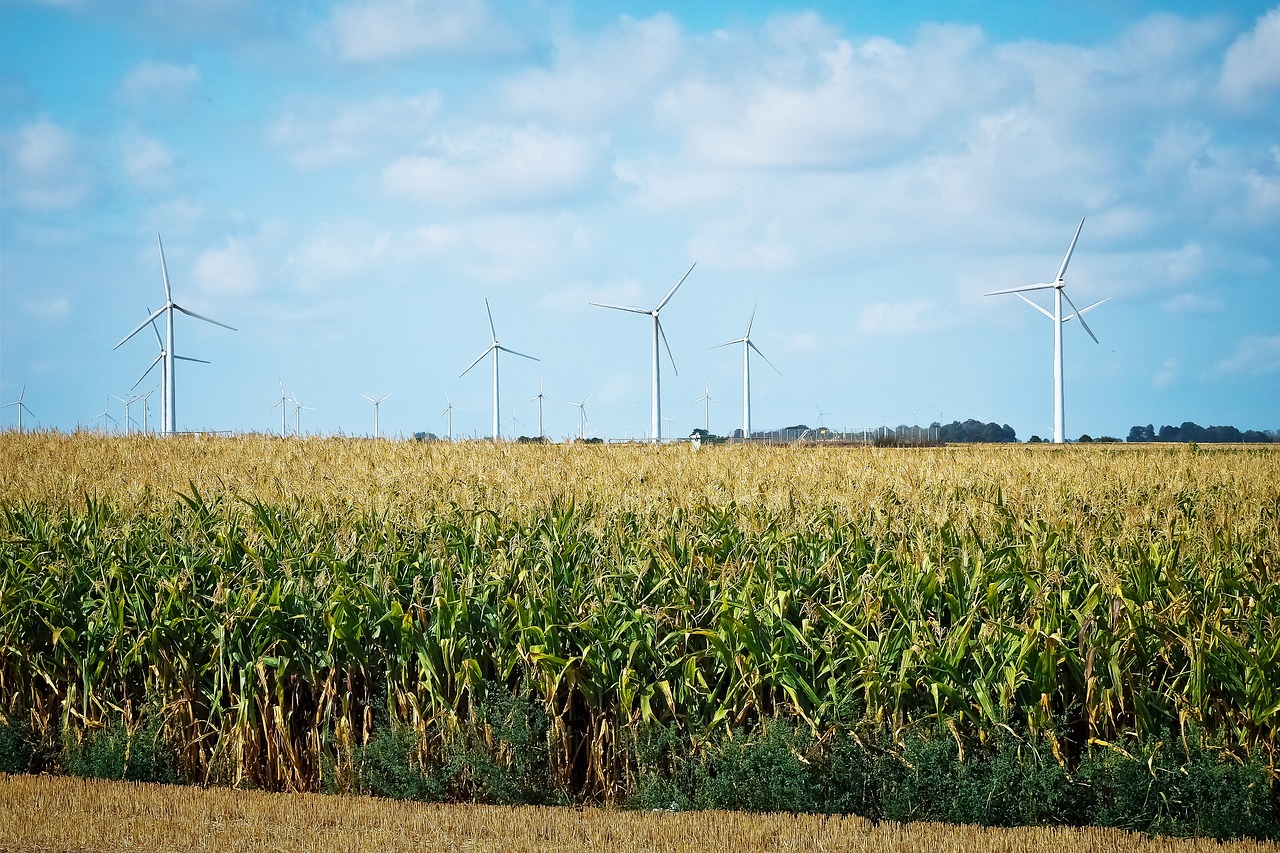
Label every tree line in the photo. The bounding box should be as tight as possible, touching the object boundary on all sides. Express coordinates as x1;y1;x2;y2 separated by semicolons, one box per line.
1126;422;1277;443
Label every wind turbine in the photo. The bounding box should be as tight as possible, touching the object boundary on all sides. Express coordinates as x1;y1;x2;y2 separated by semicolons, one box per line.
505;413;525;440
270;383;290;436
291;393;312;437
985;217;1109;443
115;235;236;435
567;393;592;441
692;380;721;433
129;306;210;432
591;262;696;442
460;299;538;441
361;393;391;438
113;394;142;436
4;385;33;432
94;397;118;433
526;378;554;439
815;405;832;428
712;304;780;441
139;385;158;433
439;396;461;441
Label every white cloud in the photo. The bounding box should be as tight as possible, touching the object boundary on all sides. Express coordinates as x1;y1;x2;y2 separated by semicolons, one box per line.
121;132;177;191
270;93;442;169
22;296;71;320
382;125;608;210
1162;292;1224;314
0;118;93;210
856;299;939;336
1152;357;1179;389
1213;335;1280;377
502;14;683;128
327;0;512;61
194;238;260;297
1220;6;1280;105
116;61;201;106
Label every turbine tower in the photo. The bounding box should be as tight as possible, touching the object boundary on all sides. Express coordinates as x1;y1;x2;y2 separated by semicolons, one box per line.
526;378;554;439
712;304;780;441
361;393;391;438
460;299;538;441
270;383;290;436
440;396;461;440
115;235;236;435
692;381;720;433
591;262;695;442
985;217;1109;443
567;393;592;441
4;385;33;432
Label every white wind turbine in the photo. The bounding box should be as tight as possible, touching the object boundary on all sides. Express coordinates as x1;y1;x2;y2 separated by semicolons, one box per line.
985;217;1109;444
361;393;391;438
526;378;554;439
270;383;290;436
94;397;118;433
712;304;780;441
129;306;210;432
460;299;538;441
139;385;158;433
115;235;236;435
439;396;461;441
567;393;592;441
692;380;721;433
4;385;33;432
291;393;312;437
591;262;696;442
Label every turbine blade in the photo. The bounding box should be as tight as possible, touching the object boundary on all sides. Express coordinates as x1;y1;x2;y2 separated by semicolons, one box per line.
1056;217;1086;282
174;355;211;364
1015;293;1055;321
361;394;375;403
1073;296;1110;316
590;301;650;315
147;307;164;349
655;261;696;312
173;304;237;331
497;345;539;362
710;337;746;350
1062;290;1100;344
157;234;172;303
460;345;495;377
658;318;678;375
115;306;168;349
985;282;1056;297
484;298;497;342
745;301;758;337
749;340;782;375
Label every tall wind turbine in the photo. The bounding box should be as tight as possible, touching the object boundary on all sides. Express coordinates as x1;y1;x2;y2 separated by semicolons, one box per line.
4;385;33;432
129;306;209;431
567;393;592;441
361;393;391;438
591;262;696;442
526;378;554;439
692;381;721;433
985;217;1109;443
712;304;780;441
115;236;236;435
460;299;538;441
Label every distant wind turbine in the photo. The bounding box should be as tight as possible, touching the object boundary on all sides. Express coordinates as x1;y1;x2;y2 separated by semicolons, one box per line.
712;304;780;441
270;382;289;436
692;380;721;433
505;413;524;440
815;406;832;428
460;299;538;441
115;235;236;435
113;394;142;436
4;384;33;432
439;396;461;440
567;393;592;441
526;378;554;439
291;394;312;437
985;217;1109;444
591;261;695;442
139;385;158;433
94;397;118;433
361;393;391;438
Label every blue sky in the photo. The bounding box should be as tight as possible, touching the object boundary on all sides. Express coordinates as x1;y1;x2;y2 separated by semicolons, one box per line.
2;0;1278;441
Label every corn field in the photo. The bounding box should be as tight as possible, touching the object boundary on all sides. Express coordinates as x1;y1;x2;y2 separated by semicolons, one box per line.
1;433;1277;807
2;773;1275;853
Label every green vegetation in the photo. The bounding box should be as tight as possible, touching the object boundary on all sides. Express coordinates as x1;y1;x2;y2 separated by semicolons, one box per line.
1;434;1277;839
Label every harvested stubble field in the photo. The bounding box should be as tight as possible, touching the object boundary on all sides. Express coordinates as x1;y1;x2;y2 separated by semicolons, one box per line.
0;773;1275;853
1;433;1278;839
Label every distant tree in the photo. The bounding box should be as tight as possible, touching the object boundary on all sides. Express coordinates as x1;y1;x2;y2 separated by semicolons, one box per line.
1096;436;1120;443
1078;434;1094;443
1028;435;1043;443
